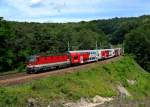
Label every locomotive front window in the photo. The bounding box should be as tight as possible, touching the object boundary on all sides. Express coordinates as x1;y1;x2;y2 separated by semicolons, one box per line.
28;56;36;62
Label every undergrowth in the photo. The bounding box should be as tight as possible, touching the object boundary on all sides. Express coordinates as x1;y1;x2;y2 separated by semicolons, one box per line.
0;56;150;107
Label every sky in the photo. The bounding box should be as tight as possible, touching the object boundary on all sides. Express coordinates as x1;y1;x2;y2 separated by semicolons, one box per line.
0;0;150;22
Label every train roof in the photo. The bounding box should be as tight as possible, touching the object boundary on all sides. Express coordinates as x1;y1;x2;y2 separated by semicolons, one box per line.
69;48;121;53
69;50;97;53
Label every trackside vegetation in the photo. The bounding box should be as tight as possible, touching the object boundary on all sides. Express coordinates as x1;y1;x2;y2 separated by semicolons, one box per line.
0;56;150;106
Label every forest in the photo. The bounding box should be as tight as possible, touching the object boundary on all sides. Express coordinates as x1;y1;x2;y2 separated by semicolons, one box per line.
0;15;150;72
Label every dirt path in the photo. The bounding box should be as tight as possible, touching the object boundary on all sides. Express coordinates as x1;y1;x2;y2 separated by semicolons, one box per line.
0;72;27;80
0;56;122;86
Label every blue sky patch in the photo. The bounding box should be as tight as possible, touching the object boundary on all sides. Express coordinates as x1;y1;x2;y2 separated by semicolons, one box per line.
0;0;150;22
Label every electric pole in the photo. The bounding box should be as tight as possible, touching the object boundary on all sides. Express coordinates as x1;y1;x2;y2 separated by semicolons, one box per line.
68;41;70;52
96;41;98;50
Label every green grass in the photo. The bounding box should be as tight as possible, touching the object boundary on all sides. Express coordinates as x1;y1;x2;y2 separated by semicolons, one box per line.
0;56;150;107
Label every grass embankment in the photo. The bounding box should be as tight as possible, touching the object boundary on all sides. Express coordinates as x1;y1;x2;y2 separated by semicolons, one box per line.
0;56;150;106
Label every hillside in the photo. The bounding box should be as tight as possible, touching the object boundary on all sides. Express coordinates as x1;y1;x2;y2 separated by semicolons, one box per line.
0;56;150;107
1;15;150;72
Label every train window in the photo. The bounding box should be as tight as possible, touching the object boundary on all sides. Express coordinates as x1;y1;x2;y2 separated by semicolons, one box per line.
28;56;36;62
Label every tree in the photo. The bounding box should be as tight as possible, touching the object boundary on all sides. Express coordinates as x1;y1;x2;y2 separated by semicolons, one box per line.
111;21;138;44
124;23;150;72
0;18;14;71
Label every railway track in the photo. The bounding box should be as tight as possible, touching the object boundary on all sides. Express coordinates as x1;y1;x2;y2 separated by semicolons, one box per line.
0;56;122;86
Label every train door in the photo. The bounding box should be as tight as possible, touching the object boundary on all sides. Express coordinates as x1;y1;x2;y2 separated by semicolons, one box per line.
99;50;102;60
80;55;83;64
70;52;81;64
101;50;105;59
105;50;109;58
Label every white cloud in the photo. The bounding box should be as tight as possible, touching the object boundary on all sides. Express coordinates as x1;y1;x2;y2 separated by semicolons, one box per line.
30;0;43;4
1;0;150;22
4;0;102;21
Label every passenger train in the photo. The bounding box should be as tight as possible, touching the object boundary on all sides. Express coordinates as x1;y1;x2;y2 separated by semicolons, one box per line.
27;48;122;73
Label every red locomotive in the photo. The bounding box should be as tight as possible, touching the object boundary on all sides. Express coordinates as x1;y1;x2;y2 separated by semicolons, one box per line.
27;54;70;73
27;48;122;73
